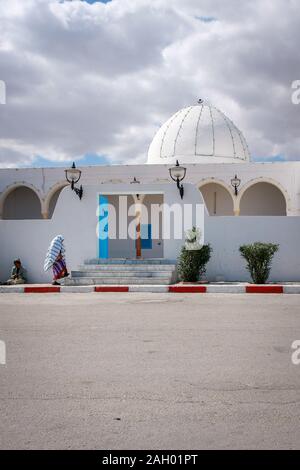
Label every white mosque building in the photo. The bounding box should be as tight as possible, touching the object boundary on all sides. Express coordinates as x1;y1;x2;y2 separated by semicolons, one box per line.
1;100;300;284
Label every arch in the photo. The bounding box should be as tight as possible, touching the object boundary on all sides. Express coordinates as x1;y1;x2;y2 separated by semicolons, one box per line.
0;182;43;219
43;181;69;219
198;178;236;216
237;177;291;216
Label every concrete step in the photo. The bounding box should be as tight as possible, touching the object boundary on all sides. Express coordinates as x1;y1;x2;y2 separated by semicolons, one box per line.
84;258;177;265
77;265;176;272
67;259;178;285
63;277;173;285
71;271;172;278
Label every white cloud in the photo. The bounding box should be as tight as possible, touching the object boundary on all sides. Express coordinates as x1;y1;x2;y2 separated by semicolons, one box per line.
0;0;299;167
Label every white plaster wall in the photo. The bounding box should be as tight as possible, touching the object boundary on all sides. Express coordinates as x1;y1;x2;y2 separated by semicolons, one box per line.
1;162;300;283
205;216;300;282
1;185;299;282
161;183;205;259
1;161;300;216
0;185;98;283
0;182;205;282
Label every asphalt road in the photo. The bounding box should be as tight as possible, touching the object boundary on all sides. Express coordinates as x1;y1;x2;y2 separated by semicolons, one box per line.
0;292;300;450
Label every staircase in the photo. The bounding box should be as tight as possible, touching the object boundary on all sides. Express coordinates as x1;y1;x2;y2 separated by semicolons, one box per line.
63;259;178;285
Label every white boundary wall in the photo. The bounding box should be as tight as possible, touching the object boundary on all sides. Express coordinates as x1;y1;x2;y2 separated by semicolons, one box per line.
205;216;300;282
0;183;204;283
1;180;299;283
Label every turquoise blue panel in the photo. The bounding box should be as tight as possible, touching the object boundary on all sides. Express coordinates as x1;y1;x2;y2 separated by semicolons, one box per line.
141;224;152;249
99;195;109;258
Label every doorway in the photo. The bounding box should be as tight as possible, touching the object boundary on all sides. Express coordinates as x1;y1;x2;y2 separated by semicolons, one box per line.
98;193;164;259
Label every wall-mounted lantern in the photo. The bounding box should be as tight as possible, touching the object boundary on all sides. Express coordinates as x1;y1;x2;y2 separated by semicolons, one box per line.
130;177;140;184
65;162;83;200
231;174;241;196
130;176;140;200
169;160;186;199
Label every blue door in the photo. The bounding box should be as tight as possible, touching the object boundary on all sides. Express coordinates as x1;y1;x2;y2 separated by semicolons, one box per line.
99;195;109;259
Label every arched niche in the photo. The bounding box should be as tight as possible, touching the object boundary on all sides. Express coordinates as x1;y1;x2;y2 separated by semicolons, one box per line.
199;181;234;216
239;182;287;215
2;185;43;220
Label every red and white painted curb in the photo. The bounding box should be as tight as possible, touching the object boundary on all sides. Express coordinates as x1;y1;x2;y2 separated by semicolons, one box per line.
1;283;300;294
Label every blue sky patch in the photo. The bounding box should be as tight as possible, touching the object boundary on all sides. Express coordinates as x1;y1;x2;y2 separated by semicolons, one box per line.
195;16;217;23
28;153;110;169
82;0;112;4
252;154;286;163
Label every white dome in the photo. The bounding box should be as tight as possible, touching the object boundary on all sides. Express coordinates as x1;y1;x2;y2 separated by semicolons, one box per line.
147;100;250;164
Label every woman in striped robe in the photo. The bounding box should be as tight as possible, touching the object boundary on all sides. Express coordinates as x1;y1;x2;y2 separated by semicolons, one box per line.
44;235;69;285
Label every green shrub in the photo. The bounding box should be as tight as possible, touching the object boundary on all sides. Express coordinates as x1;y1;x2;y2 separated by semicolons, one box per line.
178;244;212;282
239;242;279;284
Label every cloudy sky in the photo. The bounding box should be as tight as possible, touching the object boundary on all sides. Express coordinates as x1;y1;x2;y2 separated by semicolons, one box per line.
0;0;299;168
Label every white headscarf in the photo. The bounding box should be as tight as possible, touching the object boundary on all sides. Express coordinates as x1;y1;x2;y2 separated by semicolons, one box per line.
44;235;65;271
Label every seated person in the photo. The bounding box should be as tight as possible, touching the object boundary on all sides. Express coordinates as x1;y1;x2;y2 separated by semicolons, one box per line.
6;259;27;285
